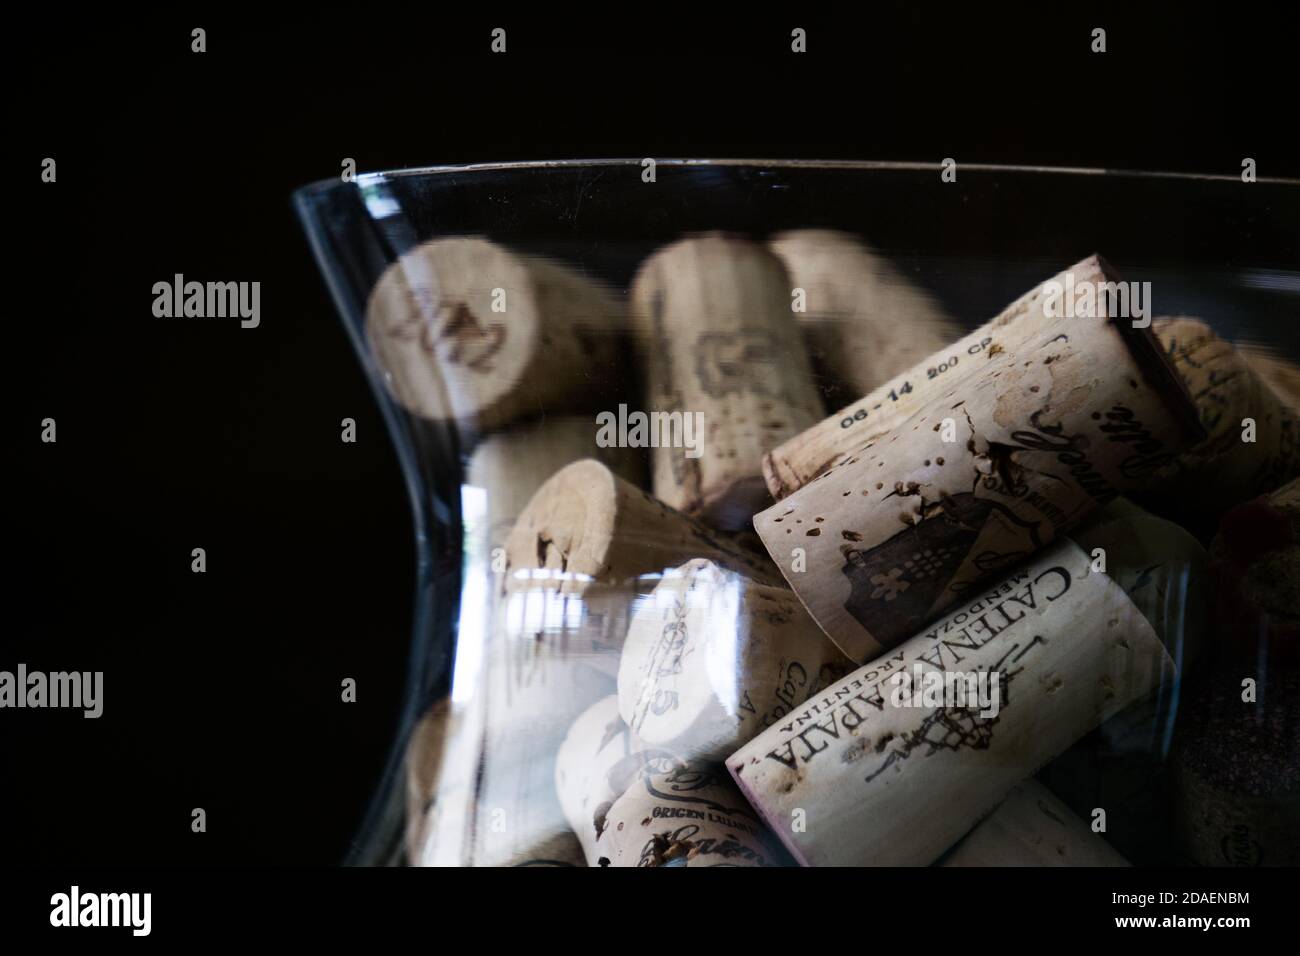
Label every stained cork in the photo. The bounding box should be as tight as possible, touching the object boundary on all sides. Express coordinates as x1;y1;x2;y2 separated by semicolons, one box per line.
770;229;962;410
554;696;683;864
729;510;1196;867
1142;317;1299;525
629;235;824;529
761;256;1199;501
753;258;1202;662
366;237;625;430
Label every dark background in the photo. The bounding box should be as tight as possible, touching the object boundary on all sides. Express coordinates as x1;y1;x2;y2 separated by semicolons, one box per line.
9;8;1296;865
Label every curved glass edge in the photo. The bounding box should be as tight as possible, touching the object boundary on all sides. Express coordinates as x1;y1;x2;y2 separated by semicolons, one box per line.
292;158;1300;203
293;185;464;866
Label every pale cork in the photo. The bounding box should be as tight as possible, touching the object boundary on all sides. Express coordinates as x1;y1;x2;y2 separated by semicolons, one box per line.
467;415;647;550
554;695;684;864
729;516;1189;867
1239;345;1300;415
770;229;961;409
941;779;1128;866
468;457;781;865
629;235;824;529
617;558;853;762
1146;317;1299;515
753;257;1201;662
366;237;625;430
595;765;787;867
762;256;1190;500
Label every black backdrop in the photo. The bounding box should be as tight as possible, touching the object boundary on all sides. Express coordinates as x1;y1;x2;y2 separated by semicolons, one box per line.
9;8;1296;866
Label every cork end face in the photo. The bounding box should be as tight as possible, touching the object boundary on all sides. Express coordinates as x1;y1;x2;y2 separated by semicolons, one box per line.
503;458;619;592
617;560;734;751
760;450;795;502
364;237;537;427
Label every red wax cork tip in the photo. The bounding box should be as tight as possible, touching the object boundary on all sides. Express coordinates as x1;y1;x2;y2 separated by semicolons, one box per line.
1211;481;1300;664
1216;498;1298;571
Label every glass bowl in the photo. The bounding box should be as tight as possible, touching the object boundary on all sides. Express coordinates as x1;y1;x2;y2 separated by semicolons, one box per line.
295;160;1299;867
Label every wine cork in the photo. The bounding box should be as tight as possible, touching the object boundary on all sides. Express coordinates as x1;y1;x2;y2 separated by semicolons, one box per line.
770;230;962;409
1143;317;1300;524
504;459;780;590
554;695;684;864
940;779;1128;867
365;237;625;430
471;457;780;865
629;235;824;529
595;765;787;867
1209;477;1300;662
1240;345;1300;415
501;458;781;677
507;832;587;867
467;416;647;549
405;700;451;863
617;559;854;762
728;515;1188;867
409;696;483;866
753;262;1201;662
763;255;1191;501
1025;509;1210;866
1172;669;1299;866
472;624;615;867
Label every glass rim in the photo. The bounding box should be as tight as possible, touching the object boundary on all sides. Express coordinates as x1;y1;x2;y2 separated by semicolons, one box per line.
293;157;1300;199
